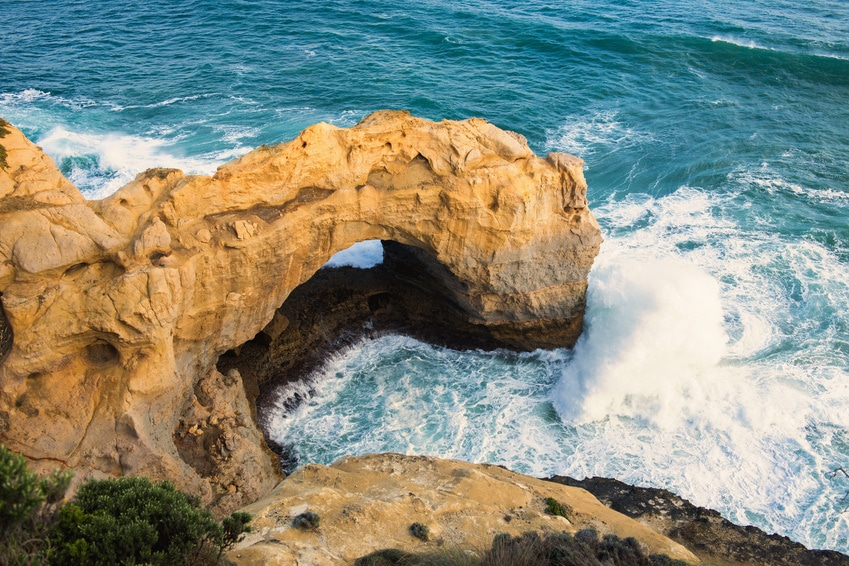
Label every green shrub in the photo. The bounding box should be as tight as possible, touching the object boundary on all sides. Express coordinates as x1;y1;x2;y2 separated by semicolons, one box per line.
48;476;250;566
409;522;429;541
355;548;418;565
0;118;9;171
355;530;690;566
292;511;320;531
483;531;690;566
543;496;571;519
0;445;72;566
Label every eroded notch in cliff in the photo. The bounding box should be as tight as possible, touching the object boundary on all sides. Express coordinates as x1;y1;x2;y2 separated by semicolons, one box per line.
0;293;12;365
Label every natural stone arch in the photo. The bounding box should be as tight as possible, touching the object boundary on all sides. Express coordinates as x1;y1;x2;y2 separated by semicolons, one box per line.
0;111;601;513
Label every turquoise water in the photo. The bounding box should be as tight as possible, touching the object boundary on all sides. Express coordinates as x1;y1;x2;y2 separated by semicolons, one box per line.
3;0;849;552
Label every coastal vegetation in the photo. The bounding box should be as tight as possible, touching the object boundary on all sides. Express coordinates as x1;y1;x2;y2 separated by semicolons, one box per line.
0;446;251;566
292;510;321;531
354;530;690;566
544;497;572;520
0;117;9;170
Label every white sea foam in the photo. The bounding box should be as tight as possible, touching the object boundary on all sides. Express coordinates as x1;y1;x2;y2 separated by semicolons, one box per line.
109;93;219;111
731;164;849;204
0;88;97;110
545;110;652;159
271;179;849;550
212;123;261;144
555;184;849;549
322;240;384;269
550;253;728;427
36;126;225;199
711;35;774;51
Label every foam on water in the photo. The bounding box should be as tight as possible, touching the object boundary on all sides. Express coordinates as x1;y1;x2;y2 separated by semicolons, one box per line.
35;126;227;199
265;179;849;551
545;110;652;160
322;240;384;269
710;35;774;51
550;254;728;427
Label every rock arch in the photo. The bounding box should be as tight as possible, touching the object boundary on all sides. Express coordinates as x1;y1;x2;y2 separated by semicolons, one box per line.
0;111;601;513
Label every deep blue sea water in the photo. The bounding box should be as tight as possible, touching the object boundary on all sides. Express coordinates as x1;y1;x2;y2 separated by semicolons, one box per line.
3;0;849;552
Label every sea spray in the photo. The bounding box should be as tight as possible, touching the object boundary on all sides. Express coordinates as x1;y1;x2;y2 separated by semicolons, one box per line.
35;126;235;199
550;255;727;427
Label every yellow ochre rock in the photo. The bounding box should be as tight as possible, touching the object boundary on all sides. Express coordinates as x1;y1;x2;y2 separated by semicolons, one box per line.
229;453;698;565
0;111;601;514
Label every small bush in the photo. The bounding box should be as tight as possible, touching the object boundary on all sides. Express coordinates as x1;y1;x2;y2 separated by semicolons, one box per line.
292;511;321;531
0;445;72;565
355;530;690;566
410;522;430;541
355;548;418;566
543;496;570;519
0;119;9;170
483;531;690;566
48;476;251;566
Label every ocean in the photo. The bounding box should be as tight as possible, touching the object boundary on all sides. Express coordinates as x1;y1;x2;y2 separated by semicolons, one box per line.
2;0;848;553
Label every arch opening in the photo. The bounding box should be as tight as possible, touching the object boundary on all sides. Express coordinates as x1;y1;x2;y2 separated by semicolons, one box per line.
214;238;527;470
215;238;500;392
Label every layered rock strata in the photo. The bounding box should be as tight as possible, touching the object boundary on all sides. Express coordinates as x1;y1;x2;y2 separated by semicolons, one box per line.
228;453;698;565
0;112;601;513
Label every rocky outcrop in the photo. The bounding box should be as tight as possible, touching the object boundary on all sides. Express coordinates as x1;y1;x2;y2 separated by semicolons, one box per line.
0;112;601;513
228;453;698;565
550;476;849;566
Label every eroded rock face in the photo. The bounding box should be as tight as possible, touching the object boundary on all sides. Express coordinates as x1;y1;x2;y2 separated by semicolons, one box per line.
229;453;697;565
0;112;601;513
551;476;849;566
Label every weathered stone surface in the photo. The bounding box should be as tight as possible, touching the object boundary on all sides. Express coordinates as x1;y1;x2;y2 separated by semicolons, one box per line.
0;111;601;514
228;453;698;565
550;476;849;566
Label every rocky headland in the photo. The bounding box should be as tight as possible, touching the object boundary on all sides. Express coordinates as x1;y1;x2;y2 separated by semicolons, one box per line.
1;113;845;564
0;111;600;514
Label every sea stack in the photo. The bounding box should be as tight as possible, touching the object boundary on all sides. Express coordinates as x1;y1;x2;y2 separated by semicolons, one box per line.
0;111;601;513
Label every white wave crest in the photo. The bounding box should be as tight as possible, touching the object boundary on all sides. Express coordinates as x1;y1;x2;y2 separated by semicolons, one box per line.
36;126;223;199
323;240;384;269
545;110;653;159
551;254;728;427
0;88;97;111
711;35;774;51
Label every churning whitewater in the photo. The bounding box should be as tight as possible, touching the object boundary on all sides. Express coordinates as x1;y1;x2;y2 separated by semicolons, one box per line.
3;0;848;553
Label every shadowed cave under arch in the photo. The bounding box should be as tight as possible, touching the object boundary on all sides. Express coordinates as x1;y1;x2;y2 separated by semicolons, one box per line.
213;238;574;469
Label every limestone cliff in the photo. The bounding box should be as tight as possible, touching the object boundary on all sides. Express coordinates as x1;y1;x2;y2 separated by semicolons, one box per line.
0;112;601;513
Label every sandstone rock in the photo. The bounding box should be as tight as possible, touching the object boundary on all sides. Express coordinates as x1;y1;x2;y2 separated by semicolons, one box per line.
0;112;601;514
229;453;698;565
